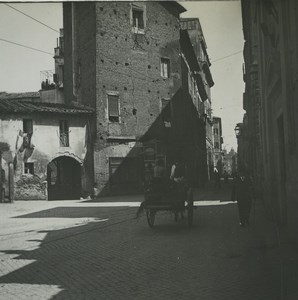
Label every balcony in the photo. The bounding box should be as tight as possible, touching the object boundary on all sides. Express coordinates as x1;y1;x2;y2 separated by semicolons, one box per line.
54;47;64;58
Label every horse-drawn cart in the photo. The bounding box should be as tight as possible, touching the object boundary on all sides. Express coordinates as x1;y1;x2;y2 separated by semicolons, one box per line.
137;178;194;228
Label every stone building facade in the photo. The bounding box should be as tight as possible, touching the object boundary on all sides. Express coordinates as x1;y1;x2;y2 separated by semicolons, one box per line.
241;0;298;236
0;97;93;200
180;18;215;181
212;117;223;173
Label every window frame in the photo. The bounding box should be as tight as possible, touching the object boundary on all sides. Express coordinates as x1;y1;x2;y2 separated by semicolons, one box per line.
107;92;120;123
131;3;146;34
160;57;170;78
23;119;33;134
24;162;34;175
59;120;70;147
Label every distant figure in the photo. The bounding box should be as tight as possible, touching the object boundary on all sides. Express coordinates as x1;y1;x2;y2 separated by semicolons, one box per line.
231;166;255;227
170;160;186;183
154;158;166;178
214;167;221;190
170;160;187;218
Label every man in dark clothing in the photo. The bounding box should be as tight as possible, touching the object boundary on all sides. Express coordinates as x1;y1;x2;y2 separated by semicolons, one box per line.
170;160;187;218
231;167;255;227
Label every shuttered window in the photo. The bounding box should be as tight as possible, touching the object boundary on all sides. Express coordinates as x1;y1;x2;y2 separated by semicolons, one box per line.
132;8;144;30
108;94;120;122
160;58;170;78
59;120;69;147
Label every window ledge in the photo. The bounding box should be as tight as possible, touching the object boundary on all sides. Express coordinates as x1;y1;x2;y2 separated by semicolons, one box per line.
132;27;145;34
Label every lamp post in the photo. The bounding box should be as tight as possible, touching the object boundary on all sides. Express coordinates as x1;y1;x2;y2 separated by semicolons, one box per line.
234;123;241;139
234;123;242;171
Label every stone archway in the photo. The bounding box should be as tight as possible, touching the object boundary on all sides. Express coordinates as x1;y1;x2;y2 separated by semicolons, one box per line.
47;156;81;200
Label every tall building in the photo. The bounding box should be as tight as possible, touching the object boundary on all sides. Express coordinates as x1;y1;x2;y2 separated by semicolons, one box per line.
63;2;213;195
212;117;223;173
241;0;298;237
180;18;215;181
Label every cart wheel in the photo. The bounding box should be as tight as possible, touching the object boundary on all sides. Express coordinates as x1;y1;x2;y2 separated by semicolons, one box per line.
146;209;156;228
187;188;194;227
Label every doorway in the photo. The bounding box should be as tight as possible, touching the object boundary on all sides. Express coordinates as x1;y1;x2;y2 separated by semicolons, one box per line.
47;156;81;200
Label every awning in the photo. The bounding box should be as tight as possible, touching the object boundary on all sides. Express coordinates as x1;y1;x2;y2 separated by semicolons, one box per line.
180;30;200;73
202;63;214;87
194;73;208;102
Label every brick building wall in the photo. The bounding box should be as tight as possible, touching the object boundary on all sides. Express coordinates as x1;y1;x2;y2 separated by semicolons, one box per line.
63;2;187;194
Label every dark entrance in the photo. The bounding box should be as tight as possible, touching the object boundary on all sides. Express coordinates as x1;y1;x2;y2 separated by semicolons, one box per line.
47;156;81;200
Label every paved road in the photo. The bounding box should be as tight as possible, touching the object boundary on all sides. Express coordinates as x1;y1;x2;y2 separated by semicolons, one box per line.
0;185;291;299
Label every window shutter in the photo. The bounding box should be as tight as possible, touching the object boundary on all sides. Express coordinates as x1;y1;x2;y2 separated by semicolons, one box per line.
108;95;119;117
160;58;170;78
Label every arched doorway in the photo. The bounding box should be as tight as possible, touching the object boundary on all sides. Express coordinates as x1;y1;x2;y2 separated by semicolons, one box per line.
47;156;81;200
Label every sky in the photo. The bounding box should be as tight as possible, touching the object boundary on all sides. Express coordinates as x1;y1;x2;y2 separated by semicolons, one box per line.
0;1;244;151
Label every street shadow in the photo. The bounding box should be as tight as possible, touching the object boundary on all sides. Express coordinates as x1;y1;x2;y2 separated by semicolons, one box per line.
0;204;142;299
13;206;135;219
0;197;287;300
84;194;143;203
0;204;201;299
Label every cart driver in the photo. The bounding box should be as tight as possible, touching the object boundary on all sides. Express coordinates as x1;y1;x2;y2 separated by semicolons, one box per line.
170;159;187;217
170;160;186;183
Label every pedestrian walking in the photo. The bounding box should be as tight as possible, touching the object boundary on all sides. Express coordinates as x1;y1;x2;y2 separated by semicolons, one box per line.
231;166;255;227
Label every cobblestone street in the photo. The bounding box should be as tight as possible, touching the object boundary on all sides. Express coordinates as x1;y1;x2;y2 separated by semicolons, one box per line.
0;184;292;299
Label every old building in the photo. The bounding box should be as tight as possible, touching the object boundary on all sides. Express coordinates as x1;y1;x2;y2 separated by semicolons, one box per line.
180;17;215;182
222;148;237;176
0;28;94;201
0;96;94;200
63;2;213;195
40;28;65;104
179;29;209;187
0;2;214;199
241;0;298;237
212;117;223;174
